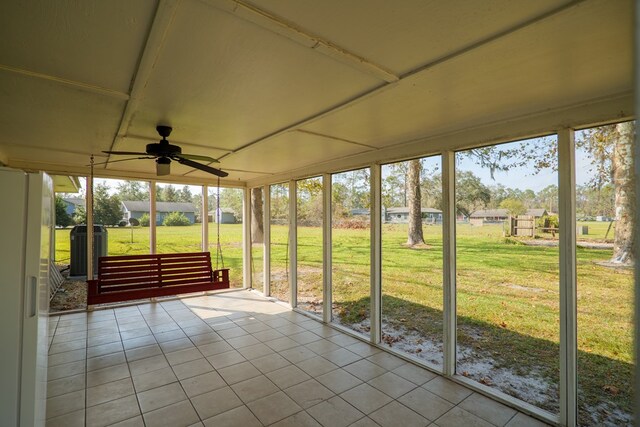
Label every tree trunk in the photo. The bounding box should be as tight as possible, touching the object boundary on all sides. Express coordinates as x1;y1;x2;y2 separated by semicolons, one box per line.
251;187;264;244
611;122;635;264
406;159;425;246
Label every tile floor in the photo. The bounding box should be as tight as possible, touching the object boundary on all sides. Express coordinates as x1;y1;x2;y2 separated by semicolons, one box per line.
46;290;550;427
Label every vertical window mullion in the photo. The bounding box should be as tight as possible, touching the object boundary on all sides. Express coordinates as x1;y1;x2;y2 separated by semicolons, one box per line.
442;151;457;376
370;163;382;344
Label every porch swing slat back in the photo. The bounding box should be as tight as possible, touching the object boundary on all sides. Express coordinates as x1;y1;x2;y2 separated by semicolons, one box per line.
87;252;229;305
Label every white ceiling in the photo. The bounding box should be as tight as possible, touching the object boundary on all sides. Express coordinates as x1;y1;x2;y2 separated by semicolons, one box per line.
0;0;633;187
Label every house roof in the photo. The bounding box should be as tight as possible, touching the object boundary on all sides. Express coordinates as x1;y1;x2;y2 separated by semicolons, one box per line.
122;201;197;213
471;208;547;218
386;207;442;214
63;197;85;207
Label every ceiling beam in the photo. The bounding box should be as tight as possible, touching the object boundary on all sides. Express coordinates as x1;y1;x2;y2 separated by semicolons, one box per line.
0;64;130;100
213;0;588;165
208;0;399;83
106;0;182;155
245;91;634;188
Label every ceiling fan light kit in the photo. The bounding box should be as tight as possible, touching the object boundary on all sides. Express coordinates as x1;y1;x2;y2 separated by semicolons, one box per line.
102;125;228;177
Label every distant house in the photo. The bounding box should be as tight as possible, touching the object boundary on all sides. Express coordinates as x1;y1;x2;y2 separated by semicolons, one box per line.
62;197;84;216
209;208;237;224
121;201;197;225
350;208;370;216
385;207;442;224
470;208;548;223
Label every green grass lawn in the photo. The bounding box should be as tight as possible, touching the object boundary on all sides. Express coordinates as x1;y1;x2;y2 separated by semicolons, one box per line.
55;221;632;423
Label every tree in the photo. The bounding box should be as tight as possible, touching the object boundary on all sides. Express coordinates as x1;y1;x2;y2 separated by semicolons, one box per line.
54;196;74;227
455;171;491;217
93;184;123;226
467;122;635;264
499;198;526;217
406;159;425;245
251;187;264;243
116;181;148;201
610;122;635;263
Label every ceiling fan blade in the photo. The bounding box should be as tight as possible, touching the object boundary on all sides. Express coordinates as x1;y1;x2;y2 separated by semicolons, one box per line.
89;157;154;166
103;150;150;156
176;153;219;163
175;157;229;177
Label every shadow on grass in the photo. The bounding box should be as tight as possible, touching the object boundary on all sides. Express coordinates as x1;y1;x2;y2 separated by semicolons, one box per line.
335;294;632;425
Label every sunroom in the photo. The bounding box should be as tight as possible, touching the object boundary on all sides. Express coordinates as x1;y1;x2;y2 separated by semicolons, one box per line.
0;0;635;426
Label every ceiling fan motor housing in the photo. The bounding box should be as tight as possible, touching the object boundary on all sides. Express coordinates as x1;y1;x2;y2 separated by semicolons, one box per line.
146;141;182;157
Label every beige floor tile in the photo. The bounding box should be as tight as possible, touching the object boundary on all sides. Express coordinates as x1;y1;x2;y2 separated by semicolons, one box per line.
190;386;243;420
340;383;393;415
202;405;262;427
198;340;233;356
47;374;85;398
422;377;473;404
48;360;85;381
237;342;274;359
172;357;214;380
207;349;246;369
132;366;178;392
87;351;126;371
122;334;156;350
305;339;342;355
323;348;362;367
143;400;200;427
120;327;153;341
343;359;387;382
109;415;145;426
49;339;87;355
218;360;262;384
316;368;363;394
87;377;135;407
345;342;382;358
45;409;85;427
231;375;280;403
87;341;124;358
137;382;187;413
188;331;221;345
433;407;494;427
366;352;406;371
154;329;188;343
327;333;361;347
48;349;86;367
128;354;169;376
46;390;85;419
86;394;140;427
252;328;286;342
247;391;303;425
391;363;437;386
52;331;86;344
270;410;322;427
505;412;552;427
218;326;249;339
459;393;518;426
88;333;122;347
369;401;429;427
166;347;203;365
159;337;194;353
279;345;318;363
87;363;130;388
289;331;323;345
285;379;335;409
296;356;339;377
348;416;381;426
125;344;162;362
367;371;417;398
398;387;454;421
306;396;364;427
250;353;291;373
180;371;227;397
267;364;312;389
150;322;180;334
266;336;300;352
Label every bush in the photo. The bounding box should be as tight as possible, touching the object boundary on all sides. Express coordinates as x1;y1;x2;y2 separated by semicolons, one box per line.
537;214;559;229
139;213;150;227
118;220;127;227
163;211;191;226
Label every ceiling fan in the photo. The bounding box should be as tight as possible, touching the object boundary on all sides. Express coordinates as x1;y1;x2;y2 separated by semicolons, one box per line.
101;125;228;177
